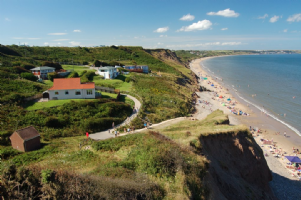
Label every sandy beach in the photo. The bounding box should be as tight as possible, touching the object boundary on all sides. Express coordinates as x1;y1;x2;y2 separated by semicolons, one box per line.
190;58;301;184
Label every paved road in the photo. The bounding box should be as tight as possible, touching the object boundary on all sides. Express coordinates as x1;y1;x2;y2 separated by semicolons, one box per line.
89;94;141;140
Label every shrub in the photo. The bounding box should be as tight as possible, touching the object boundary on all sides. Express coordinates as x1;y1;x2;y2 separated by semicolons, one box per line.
68;71;79;78
47;72;60;81
41;169;54;183
125;77;131;83
20;72;38;81
0;147;21;159
45;116;63;128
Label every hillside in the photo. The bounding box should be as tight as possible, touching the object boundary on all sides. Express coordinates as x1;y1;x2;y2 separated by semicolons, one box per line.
0;46;276;199
0;110;276;199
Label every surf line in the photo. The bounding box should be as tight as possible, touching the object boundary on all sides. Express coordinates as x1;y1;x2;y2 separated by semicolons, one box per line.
235;91;301;137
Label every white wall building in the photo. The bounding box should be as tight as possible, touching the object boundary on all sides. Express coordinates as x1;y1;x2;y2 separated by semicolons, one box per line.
97;66;118;79
46;77;95;100
30;66;55;79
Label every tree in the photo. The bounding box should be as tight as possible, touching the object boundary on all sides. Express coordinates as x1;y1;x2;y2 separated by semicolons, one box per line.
42;61;63;71
94;60;101;67
20;72;38;81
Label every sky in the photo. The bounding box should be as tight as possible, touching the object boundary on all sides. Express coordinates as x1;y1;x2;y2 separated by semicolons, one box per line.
1;0;301;50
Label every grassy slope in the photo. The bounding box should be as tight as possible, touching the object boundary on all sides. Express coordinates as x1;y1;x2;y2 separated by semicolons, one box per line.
3;110;248;199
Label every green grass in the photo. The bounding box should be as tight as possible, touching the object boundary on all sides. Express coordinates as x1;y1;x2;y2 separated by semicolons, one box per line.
99;92;135;106
93;74;132;91
42;80;53;87
99;91;117;99
62;65;93;73
24;99;98;110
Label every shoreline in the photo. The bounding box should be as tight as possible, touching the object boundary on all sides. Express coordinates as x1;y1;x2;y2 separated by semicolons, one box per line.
190;57;301;181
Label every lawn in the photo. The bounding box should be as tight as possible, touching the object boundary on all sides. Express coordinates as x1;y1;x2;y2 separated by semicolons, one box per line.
93;74;132;91
99;92;135;106
62;65;93;74
24;99;98;111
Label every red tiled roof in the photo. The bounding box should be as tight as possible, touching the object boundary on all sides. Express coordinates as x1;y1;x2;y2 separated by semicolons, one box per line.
48;78;95;90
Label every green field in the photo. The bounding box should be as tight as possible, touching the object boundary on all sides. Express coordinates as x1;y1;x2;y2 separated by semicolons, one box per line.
24;99;98;111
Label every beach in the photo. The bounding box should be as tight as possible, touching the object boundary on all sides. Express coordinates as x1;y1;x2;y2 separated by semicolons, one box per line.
190;58;301;184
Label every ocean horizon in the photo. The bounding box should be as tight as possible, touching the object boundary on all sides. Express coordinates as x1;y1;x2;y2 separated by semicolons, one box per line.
201;54;301;137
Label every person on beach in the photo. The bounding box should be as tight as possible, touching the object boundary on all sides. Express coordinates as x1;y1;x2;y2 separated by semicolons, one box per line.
284;131;287;137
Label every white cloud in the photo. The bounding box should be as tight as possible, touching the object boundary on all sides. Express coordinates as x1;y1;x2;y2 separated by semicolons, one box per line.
44;42;49;45
177;20;212;32
160;35;167;37
258;14;268;19
221;28;228;31
221;42;242;45
154;27;169;33
269;15;280;23
166;41;244;48
207;8;239;17
5;17;10;21
53;39;70;41
73;30;81;32
180;14;195;21
48;33;67;35
283;29;288;33
69;41;80;46
287;13;301;22
157;42;164;45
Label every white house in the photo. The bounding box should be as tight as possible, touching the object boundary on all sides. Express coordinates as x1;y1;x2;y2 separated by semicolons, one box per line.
97;66;118;79
46;77;95;100
30;66;55;79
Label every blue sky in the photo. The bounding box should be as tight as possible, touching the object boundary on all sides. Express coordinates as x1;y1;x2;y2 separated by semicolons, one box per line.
1;0;301;50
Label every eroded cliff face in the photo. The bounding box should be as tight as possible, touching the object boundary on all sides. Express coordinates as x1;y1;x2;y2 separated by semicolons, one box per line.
201;131;276;200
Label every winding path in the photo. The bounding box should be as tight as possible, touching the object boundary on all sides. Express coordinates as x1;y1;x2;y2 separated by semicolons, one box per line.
89;94;141;140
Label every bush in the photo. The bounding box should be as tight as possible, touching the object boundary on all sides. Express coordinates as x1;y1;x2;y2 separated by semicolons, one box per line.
13;66;30;74
125;77;131;83
47;72;61;82
68;71;79;78
0;131;12;145
0;147;21;159
20;72;38;81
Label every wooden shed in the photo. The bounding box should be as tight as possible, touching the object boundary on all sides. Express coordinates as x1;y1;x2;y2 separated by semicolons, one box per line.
10;126;41;152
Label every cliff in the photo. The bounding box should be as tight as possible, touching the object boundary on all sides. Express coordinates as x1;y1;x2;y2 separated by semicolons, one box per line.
201;130;276;200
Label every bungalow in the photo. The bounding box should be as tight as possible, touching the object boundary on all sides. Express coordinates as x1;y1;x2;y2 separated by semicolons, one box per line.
124;65;148;73
45;77;95;100
10;126;41;152
97;66;118;79
30;66;55;79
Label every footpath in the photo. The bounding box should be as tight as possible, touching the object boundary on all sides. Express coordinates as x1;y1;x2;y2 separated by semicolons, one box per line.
89;94;141;140
89;94;186;140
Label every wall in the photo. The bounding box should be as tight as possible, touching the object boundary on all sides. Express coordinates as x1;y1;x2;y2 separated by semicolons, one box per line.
49;88;95;100
10;132;25;152
24;137;40;152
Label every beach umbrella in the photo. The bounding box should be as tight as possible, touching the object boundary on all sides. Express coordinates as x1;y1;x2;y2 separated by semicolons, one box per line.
227;98;231;101
219;95;223;98
222;103;226;106
211;84;214;86
285;156;301;163
203;77;208;80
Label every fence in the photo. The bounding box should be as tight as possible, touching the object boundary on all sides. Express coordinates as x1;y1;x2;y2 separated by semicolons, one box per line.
95;86;115;93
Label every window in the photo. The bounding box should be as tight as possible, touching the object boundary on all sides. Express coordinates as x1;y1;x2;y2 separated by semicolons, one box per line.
75;90;81;95
65;91;69;95
55;91;59;95
87;89;93;95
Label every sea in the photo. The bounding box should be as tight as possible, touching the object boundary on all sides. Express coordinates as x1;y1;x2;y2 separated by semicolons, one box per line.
201;54;301;137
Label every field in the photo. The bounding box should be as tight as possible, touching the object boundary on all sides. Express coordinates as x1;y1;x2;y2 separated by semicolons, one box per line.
24;99;99;111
